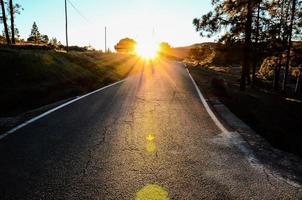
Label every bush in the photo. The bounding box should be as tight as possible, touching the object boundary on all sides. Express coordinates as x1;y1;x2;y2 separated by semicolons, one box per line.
258;56;278;80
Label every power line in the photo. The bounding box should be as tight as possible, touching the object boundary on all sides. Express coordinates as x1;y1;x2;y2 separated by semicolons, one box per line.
67;0;89;22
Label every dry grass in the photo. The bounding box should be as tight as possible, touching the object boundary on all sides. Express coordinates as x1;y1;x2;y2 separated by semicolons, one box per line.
0;48;138;117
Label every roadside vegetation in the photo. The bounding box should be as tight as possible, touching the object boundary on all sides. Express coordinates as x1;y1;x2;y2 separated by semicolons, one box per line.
1;0;302;158
0;48;138;118
186;49;302;157
187;0;302;157
193;0;302;94
0;0;143;133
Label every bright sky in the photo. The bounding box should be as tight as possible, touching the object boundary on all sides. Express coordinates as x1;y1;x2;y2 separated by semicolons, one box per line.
13;0;213;50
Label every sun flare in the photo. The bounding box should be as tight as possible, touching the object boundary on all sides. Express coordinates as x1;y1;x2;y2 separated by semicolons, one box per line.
136;42;159;59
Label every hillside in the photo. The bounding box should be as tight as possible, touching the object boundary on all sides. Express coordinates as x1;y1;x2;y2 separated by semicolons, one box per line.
173;42;244;66
0;48;138;117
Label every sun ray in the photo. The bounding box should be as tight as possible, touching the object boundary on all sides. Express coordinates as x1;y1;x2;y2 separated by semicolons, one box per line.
135;42;159;59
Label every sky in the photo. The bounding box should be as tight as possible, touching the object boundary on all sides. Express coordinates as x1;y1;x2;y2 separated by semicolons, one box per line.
13;0;213;50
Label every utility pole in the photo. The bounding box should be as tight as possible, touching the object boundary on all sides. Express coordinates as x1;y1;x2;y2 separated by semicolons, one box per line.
105;26;107;53
65;0;69;52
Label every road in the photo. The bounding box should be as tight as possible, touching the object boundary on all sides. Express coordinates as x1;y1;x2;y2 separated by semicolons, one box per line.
0;60;301;199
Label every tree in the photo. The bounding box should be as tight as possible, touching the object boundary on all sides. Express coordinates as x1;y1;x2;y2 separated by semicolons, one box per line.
41;34;49;44
193;0;302;92
272;0;287;90
84;45;95;51
158;42;172;56
49;37;59;47
282;0;297;92
8;0;22;44
0;0;10;44
240;0;253;91
251;0;263;86
9;0;14;43
3;26;20;41
14;26;19;39
114;38;137;53
266;0;302;91
27;22;41;43
193;0;257;90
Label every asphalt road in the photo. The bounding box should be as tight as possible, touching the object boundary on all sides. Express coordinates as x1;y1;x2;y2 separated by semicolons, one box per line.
0;60;301;199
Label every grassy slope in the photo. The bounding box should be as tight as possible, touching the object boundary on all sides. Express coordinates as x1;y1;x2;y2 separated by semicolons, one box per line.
0;48;137;117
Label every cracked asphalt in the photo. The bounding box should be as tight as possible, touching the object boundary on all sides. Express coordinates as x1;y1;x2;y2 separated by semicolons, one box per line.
0;60;301;199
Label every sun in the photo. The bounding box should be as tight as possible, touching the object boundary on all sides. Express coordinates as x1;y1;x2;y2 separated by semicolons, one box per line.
135;42;159;59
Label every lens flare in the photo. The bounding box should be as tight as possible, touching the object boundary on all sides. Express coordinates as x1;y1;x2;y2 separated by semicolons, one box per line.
146;134;156;153
136;184;169;200
136;42;159;59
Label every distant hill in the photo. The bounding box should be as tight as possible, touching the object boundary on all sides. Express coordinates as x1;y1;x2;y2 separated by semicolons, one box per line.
172;42;244;66
172;42;221;59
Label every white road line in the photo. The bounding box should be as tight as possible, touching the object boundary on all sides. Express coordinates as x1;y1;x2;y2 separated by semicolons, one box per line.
0;79;125;140
186;68;229;134
186;67;302;188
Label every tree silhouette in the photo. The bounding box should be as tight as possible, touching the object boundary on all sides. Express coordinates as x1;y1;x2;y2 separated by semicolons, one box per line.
27;22;41;43
0;0;10;44
9;0;14;43
114;38;137;53
8;0;22;44
49;37;61;47
3;26;20;41
193;0;302;91
282;0;297;92
158;42;172;56
193;0;256;90
41;35;49;44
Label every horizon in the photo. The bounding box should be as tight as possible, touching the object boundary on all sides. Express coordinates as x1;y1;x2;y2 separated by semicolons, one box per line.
13;0;214;50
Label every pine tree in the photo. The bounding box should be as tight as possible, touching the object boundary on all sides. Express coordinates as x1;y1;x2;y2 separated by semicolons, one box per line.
193;0;257;91
251;0;263;86
194;0;302;92
0;0;10;44
9;0;14;43
282;0;297;92
28;22;41;43
7;0;22;44
240;0;253;91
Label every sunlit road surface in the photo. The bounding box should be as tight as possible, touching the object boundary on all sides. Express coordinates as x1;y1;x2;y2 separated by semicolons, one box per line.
0;60;300;199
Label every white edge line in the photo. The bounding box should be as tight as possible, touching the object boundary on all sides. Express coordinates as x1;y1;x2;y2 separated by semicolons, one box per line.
186;68;229;134
0;79;125;140
186;66;302;188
